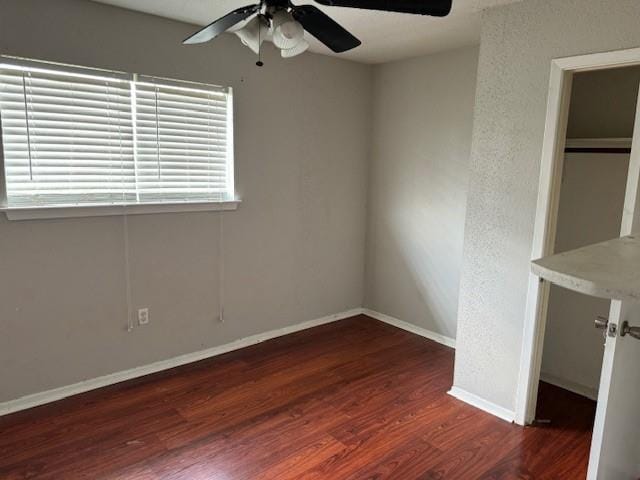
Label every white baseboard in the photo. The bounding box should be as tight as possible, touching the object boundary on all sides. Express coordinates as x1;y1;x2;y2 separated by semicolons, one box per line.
448;386;515;423
1;308;458;417
540;372;599;401
0;308;362;417
361;308;456;348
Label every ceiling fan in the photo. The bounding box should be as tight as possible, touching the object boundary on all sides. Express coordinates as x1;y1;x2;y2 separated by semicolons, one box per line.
183;0;453;65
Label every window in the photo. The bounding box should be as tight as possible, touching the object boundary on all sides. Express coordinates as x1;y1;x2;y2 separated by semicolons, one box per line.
0;57;235;217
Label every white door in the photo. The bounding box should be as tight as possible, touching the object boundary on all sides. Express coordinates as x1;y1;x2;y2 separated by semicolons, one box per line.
587;85;640;480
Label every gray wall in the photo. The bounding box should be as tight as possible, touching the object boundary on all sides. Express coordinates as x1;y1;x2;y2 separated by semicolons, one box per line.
364;47;478;340
453;0;640;412
567;66;640;139
0;0;372;402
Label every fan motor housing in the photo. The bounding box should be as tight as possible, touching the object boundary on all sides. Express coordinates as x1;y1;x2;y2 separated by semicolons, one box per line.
266;0;291;8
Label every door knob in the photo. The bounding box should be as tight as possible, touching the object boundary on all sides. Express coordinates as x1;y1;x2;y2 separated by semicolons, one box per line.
621;321;640;340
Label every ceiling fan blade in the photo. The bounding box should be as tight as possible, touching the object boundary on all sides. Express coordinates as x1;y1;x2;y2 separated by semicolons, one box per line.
314;0;452;17
183;4;261;45
291;5;361;53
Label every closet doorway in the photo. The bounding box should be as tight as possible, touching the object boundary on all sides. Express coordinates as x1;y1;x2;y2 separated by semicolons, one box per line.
537;67;638;415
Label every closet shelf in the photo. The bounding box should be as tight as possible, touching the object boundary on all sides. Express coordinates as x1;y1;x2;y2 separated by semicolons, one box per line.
531;235;640;301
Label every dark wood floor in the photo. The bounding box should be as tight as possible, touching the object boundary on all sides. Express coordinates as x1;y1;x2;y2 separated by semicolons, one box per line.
0;315;596;479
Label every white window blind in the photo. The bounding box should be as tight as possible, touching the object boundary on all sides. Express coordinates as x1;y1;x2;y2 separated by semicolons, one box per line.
0;58;234;210
0;63;134;207
134;76;232;203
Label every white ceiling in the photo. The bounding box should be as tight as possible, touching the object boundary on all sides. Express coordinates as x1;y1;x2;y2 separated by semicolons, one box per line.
90;0;521;64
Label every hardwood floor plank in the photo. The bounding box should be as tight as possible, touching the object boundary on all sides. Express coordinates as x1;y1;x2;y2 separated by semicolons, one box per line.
0;315;595;479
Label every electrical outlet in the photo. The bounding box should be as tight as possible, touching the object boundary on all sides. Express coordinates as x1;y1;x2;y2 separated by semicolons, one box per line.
138;308;150;326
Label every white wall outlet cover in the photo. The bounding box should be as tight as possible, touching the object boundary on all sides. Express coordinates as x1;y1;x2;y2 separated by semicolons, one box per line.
138;308;150;326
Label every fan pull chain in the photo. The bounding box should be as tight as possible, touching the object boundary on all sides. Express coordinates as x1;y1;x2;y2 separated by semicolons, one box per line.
256;14;264;67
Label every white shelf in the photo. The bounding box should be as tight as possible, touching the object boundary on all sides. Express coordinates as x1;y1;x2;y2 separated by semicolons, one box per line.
531;235;640;301
564;137;632;149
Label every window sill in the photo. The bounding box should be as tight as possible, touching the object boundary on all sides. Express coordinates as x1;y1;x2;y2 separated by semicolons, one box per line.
2;200;240;221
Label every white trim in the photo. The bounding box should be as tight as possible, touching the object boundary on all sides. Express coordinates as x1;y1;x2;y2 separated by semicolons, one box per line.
448;386;515;423
540;372;599;401
517;47;640;429
516;59;573;426
2;200;240;221
554;47;640;72
0;308;361;416
362;308;456;348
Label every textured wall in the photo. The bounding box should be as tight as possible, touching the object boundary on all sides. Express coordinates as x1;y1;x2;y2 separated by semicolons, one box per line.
365;47;478;340
0;0;371;402
453;0;640;411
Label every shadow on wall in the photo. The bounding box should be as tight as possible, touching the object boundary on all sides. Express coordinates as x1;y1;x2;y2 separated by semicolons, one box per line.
388;203;464;337
364;46;479;341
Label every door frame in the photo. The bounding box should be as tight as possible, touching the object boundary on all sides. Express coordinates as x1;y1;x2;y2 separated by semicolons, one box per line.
514;46;640;426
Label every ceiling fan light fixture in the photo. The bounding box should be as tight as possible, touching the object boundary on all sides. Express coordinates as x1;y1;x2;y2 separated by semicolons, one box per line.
233;15;268;55
272;10;305;50
281;39;309;58
184;0;453;59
